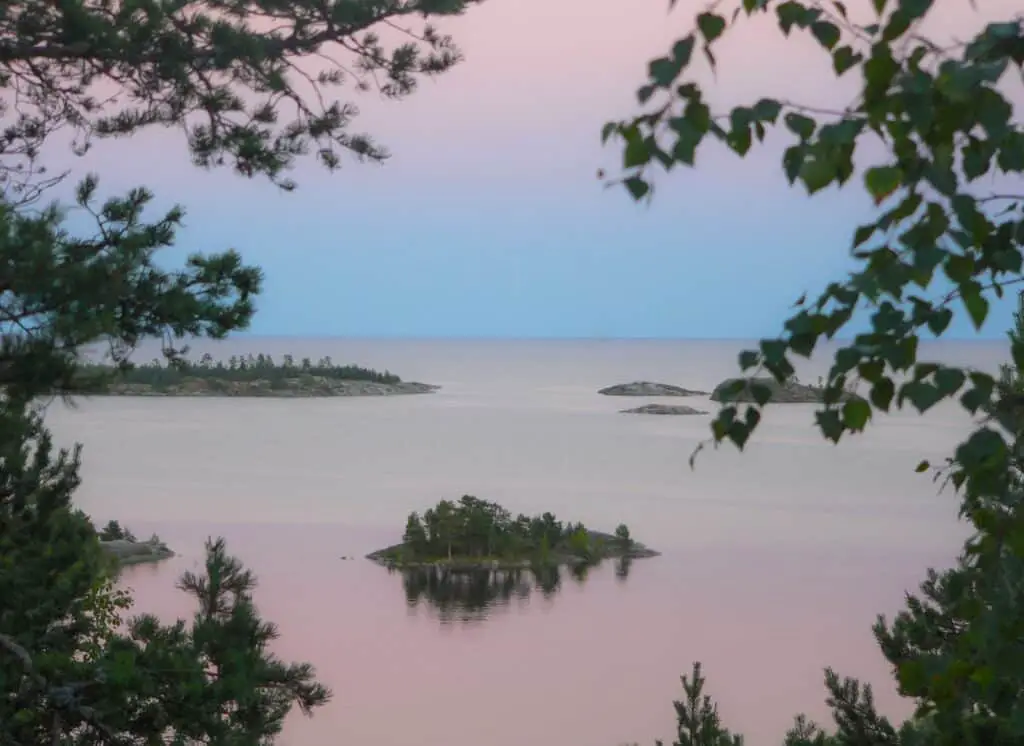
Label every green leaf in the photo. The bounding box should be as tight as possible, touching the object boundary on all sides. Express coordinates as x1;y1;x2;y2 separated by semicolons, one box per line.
863;165;902;204
914;460;930;473
870;377;895;410
752;98;782;122
871;0;887;14
842;397;871;430
901;381;943;413
815;409;844;442
750;383;773;406
697;12;727;44
799;155;836;194
782;145;806;184
852;223;877;248
811;20;840;50
672;36;696;67
623;132;651;168
934;367;966;396
832;45;862;75
996;131;1024;172
776;1;806;34
882;9;912;41
926;307;953;335
649;57;682;87
624;177;650;200
899;0;934;20
962;288;989;330
784;112;816;139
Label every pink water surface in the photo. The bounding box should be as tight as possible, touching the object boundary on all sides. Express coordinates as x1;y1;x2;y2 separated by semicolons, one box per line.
120;520;942;746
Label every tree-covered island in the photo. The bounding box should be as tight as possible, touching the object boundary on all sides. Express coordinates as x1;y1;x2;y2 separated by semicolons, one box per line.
74;353;439;397
366;495;660;570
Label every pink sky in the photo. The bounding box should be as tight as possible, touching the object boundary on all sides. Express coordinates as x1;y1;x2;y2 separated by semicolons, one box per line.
47;0;1024;338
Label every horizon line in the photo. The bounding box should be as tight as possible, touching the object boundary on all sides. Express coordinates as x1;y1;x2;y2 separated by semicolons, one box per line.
227;333;1005;343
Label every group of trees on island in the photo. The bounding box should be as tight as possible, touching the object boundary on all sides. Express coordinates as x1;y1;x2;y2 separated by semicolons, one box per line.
78;353;401;390
398;495;633;563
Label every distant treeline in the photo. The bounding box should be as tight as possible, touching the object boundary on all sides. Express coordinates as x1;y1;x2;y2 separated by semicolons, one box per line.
78;353;401;387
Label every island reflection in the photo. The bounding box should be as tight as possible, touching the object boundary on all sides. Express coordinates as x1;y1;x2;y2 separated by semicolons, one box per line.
394;557;634;624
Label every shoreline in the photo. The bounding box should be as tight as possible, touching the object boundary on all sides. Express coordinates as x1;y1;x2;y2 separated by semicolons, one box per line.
99;538;175;567
366;530;660;572
86;380;440;398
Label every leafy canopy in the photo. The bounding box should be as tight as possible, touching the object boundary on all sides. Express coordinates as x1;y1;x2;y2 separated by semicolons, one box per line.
605;1;1024;744
604;0;1023;508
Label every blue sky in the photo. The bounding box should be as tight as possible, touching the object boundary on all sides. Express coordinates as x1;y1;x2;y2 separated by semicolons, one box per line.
51;0;1020;339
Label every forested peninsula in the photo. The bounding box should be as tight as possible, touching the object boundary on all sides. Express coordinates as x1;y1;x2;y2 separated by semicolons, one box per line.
95;521;174;568
367;496;659;570
76;354;438;397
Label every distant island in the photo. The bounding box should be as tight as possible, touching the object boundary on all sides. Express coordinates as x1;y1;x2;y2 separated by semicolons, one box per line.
96;520;174;567
710;376;859;404
621;404;708;416
599;381;708;397
75;354;439;397
366;495;659;571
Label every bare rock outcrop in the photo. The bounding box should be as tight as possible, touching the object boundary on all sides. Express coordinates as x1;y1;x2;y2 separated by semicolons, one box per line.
599;381;707;397
620;404;708;416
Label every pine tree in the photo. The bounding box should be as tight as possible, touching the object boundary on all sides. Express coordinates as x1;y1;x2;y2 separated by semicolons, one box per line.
403;512;429;557
656;663;743;746
1;1;484;741
0;0;479;202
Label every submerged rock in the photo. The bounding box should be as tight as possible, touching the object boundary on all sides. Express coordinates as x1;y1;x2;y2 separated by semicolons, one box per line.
598;381;707;397
620;404;708;416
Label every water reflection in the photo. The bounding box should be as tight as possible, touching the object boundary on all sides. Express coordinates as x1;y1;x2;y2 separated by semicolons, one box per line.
395;557;634;624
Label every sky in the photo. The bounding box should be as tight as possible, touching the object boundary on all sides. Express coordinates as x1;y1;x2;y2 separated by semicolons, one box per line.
47;0;1023;339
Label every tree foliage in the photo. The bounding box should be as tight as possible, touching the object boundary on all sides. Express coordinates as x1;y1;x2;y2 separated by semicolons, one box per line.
79;352;402;392
0;0;480;200
605;1;1024;744
2;0;483;742
390;496;631;563
0;176;262;404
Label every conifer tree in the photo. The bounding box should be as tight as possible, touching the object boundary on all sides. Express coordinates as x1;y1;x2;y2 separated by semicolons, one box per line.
1;1;483;742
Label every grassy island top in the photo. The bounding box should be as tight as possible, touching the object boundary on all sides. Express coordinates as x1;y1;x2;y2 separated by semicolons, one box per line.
366;495;659;569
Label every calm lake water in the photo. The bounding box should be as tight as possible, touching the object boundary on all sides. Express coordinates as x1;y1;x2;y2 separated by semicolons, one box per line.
47;338;1002;746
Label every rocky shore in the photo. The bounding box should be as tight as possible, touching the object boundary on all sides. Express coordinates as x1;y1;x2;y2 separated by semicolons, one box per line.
101;377;439;397
99;536;175;566
620;404;708;416
710;376;857;404
599;381;707;397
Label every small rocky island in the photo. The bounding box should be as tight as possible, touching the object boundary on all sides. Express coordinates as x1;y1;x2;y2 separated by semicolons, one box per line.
366;496;659;571
710;376;857;404
96;520;174;567
76;354;438;397
599;381;708;397
621;404;708;416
